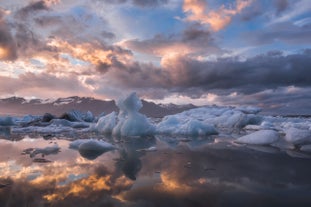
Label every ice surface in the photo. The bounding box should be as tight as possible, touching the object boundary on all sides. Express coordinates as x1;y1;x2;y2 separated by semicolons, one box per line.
236;130;280;145
284;127;311;145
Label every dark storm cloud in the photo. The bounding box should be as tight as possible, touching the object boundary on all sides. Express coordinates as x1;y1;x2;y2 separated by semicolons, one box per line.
163;50;311;95
15;0;49;19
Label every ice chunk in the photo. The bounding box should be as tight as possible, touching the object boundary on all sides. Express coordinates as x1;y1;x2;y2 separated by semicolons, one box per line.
284;127;311;145
112;93;155;137
157;117;218;136
59;110;94;122
236;130;279;145
30;144;60;158
95;112;116;134
69;139;89;150
83;111;95;122
0;116;15;126
70;139;115;160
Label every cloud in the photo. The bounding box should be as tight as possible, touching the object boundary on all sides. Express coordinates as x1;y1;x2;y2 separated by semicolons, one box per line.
0;72;91;98
245;22;311;45
161;50;311;94
183;0;253;31
0;20;17;61
15;0;49;19
123;25;221;58
97;0;169;7
274;0;289;14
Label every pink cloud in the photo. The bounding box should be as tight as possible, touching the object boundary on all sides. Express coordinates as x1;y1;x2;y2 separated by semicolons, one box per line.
183;0;253;31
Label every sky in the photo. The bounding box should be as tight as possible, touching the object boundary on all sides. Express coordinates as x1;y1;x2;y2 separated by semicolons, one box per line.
0;0;310;113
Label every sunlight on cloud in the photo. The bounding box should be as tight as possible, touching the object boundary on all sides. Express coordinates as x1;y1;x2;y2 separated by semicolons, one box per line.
183;0;252;31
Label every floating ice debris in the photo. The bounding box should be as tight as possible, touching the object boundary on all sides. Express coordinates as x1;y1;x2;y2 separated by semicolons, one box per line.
69;139;115;160
236;130;279;145
112;93;155;137
30;144;60;158
59;110;95;122
284;127;311;145
0;116;15;126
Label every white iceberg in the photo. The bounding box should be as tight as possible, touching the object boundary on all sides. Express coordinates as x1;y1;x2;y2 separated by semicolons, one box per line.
236;130;280;145
112;93;155;137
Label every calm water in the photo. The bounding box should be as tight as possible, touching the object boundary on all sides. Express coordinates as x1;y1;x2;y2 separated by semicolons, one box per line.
0;132;311;207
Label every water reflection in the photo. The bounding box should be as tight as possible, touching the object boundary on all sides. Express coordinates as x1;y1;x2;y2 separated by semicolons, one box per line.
0;135;311;207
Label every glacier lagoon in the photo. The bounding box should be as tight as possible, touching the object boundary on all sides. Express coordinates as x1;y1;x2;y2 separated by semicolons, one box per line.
0;93;311;206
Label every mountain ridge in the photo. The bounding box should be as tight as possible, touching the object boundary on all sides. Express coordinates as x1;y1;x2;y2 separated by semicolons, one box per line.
0;96;196;118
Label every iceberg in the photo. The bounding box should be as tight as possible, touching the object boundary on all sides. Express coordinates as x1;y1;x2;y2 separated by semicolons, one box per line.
236;130;280;145
92;93;155;137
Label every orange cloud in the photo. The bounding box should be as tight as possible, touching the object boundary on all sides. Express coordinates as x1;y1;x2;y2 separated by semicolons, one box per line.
183;0;252;31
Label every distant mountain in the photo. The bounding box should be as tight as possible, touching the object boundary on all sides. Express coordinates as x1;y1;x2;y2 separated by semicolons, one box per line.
0;96;196;118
